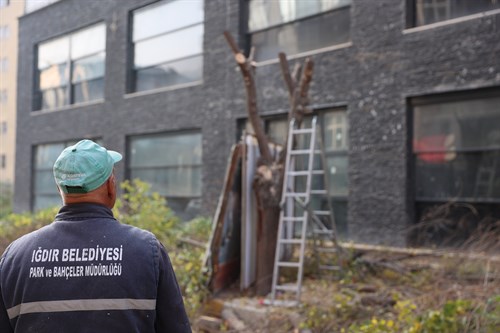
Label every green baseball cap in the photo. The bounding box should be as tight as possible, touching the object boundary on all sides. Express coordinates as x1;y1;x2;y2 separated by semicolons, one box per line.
53;140;122;194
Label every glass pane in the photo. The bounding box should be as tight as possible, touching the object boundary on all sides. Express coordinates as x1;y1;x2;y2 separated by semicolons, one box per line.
133;0;204;41
323;111;348;151
41;86;69;110
26;0;61;13
415;150;500;200
129;132;202;168
130;166;201;197
135;55;203;92
267;118;288;145
414;96;500;152
35;143;65;168
249;0;351;31
72;53;105;83
39;63;68;89
415;0;500;26
331;199;348;238
34;170;58;194
71;23;106;59
73;78;104;104
33;194;62;211
326;155;348;196
38;36;69;69
134;24;203;68
252;7;350;61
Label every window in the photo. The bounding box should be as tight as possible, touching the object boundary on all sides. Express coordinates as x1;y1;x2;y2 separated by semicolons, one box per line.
264;108;349;237
247;0;351;62
33;139;101;211
412;89;500;228
1;121;6;134
35;23;106;110
408;0;500;27
130;0;204;92
0;154;5;169
128;131;202;220
0;0;9;8
25;0;60;13
0;89;6;104
0;58;7;72
0;26;9;40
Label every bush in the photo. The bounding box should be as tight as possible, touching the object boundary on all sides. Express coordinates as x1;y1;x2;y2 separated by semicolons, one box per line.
0;182;13;219
0;206;59;254
113;179;211;321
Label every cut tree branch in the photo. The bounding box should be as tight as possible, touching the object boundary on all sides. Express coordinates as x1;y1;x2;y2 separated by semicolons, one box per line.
223;31;272;162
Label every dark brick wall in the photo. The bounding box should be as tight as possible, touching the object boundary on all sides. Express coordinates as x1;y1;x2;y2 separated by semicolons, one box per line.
15;0;500;246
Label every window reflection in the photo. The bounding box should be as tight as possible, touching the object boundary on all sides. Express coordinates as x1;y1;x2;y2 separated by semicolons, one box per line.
248;0;351;61
36;23;106;110
414;0;500;26
414;95;500;202
131;0;204;92
128;132;203;220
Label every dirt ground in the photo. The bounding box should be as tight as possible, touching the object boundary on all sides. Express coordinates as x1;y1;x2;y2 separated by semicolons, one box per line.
196;246;500;332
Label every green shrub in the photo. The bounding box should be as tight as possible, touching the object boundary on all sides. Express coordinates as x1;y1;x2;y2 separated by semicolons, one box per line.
0;182;13;219
113;179;179;246
0;206;59;253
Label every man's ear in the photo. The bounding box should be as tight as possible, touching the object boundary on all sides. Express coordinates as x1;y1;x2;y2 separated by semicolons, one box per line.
107;174;116;199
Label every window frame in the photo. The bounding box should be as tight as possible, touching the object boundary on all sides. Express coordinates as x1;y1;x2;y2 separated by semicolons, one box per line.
410;87;500;206
245;0;351;62
128;0;205;93
126;130;203;199
406;0;500;28
34;22;106;111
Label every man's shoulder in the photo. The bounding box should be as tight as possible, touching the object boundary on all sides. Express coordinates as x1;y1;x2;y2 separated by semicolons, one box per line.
116;222;157;240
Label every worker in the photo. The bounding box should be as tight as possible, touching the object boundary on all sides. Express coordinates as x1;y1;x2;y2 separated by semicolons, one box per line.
0;139;191;332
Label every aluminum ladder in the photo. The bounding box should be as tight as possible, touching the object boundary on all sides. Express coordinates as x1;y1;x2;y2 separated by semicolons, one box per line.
270;116;339;306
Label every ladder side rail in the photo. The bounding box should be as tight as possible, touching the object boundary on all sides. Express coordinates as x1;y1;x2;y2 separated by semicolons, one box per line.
295;116;318;302
272;118;299;302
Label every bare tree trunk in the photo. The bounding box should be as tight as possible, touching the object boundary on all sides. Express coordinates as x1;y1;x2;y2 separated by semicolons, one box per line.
224;32;314;296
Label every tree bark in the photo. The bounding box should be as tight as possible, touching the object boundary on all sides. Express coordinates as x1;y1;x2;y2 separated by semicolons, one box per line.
223;32;315;296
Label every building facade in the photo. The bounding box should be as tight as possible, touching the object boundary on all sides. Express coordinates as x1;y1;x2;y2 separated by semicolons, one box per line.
0;0;24;196
14;0;500;246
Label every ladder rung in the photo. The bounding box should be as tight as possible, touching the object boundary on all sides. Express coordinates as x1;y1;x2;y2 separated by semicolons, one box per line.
275;284;299;292
282;216;304;222
278;261;300;268
288;171;309;176
290;149;311;155
284;193;307;197
292;128;314;134
287;170;325;176
313;210;330;215
311;190;328;195
313;229;334;235
289;149;321;155
279;239;302;245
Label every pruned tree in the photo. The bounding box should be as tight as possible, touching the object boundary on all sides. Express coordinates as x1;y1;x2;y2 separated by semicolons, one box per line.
224;31;315;295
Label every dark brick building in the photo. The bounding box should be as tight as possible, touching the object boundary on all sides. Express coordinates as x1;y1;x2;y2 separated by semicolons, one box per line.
14;0;500;246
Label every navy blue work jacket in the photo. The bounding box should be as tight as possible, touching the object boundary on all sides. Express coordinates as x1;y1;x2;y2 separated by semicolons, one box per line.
0;203;191;332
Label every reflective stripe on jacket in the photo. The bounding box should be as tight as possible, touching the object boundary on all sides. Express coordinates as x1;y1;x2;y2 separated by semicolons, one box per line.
0;203;191;332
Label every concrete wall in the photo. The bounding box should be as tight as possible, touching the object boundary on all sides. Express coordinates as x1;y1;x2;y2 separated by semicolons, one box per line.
14;0;500;246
